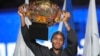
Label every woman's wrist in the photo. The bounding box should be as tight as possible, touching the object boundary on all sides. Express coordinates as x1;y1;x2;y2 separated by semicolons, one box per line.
64;22;68;27
64;22;71;31
20;16;25;27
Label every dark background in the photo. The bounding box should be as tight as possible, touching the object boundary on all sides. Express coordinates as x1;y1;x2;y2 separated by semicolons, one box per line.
0;0;100;9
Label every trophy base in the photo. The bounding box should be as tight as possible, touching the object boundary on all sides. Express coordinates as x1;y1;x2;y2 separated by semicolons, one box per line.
29;22;48;40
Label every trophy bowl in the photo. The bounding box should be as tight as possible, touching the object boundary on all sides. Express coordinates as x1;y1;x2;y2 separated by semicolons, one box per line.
24;0;62;26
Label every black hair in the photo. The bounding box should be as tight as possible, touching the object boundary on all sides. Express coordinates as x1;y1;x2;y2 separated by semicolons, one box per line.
51;31;64;41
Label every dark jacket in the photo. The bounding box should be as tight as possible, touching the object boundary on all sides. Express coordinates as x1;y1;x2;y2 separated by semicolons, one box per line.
21;25;77;56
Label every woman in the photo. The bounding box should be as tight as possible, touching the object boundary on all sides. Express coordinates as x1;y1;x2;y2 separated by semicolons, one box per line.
18;5;77;56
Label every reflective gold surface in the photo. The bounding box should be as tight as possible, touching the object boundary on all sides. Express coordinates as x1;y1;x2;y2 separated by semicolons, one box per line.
24;0;62;26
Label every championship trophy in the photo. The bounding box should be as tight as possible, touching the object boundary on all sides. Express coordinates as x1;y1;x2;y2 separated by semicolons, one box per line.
24;0;63;40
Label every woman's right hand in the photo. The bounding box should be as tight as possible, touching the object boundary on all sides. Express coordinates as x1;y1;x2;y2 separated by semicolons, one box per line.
18;5;26;27
18;5;25;18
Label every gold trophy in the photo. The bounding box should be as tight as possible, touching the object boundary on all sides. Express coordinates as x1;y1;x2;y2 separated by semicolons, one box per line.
24;0;62;26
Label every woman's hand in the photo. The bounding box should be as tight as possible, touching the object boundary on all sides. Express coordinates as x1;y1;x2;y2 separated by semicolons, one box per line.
62;11;71;31
18;5;25;18
62;11;70;23
18;5;26;27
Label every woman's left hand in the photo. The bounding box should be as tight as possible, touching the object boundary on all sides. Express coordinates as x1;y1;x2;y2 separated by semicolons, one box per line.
62;11;70;22
62;11;71;31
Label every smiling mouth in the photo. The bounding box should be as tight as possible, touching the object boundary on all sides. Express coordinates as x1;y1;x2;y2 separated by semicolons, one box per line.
54;44;60;47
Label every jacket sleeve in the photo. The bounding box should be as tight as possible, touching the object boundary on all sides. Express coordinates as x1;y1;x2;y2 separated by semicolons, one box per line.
65;29;78;56
21;25;36;43
21;25;51;56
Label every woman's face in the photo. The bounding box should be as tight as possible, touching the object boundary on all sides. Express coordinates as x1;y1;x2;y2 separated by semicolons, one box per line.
52;34;64;50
